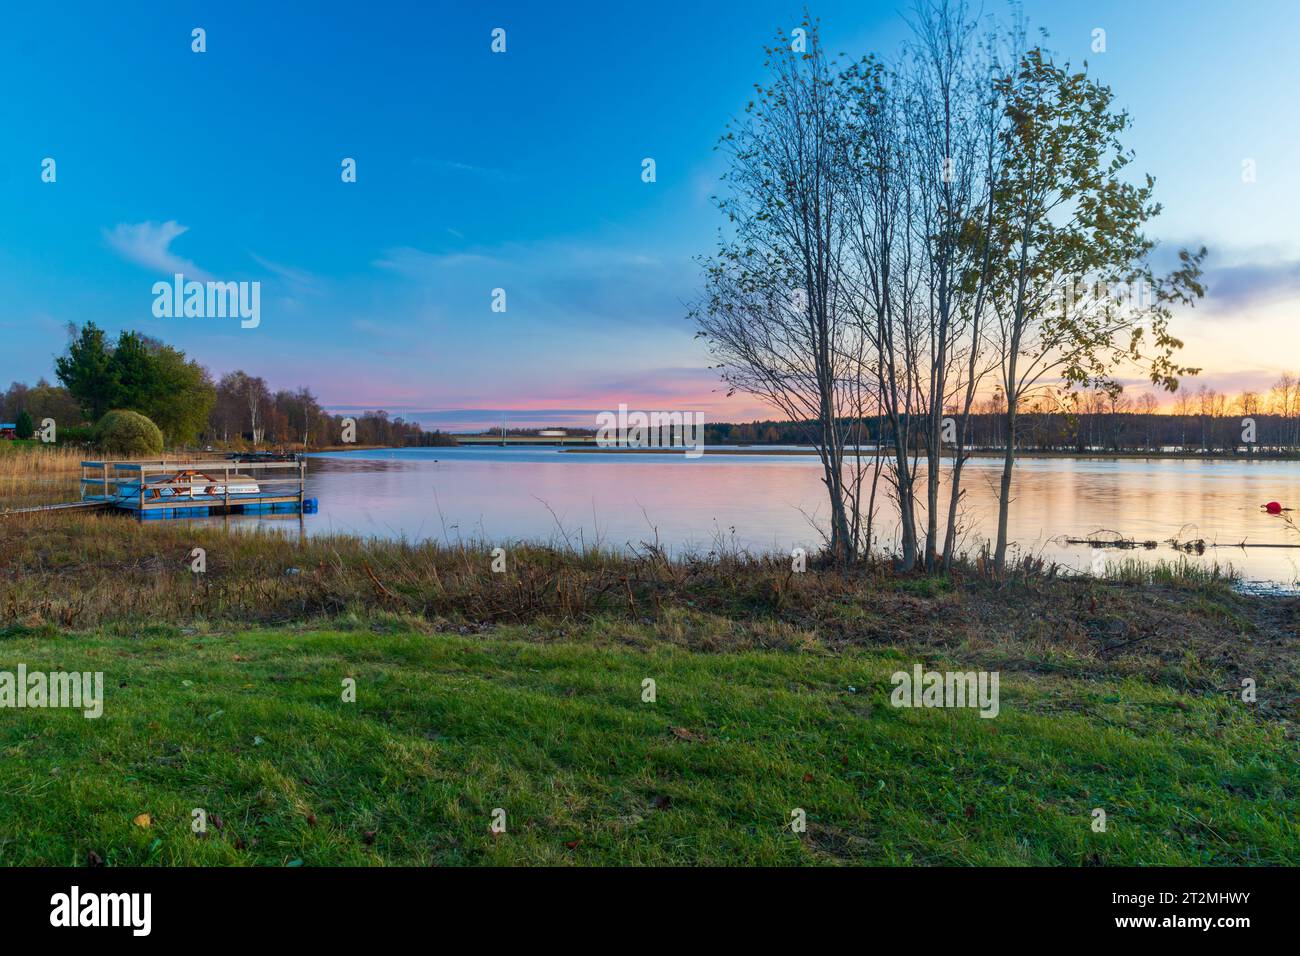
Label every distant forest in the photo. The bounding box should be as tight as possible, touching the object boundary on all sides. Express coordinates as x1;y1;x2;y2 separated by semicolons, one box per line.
704;383;1300;453
6;323;1299;454
2;322;455;449
456;380;1300;454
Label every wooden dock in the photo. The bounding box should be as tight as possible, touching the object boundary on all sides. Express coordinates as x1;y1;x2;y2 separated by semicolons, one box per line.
80;458;314;519
0;500;112;517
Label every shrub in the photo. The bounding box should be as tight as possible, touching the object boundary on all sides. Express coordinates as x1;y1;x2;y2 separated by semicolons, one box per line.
55;425;96;446
94;409;164;455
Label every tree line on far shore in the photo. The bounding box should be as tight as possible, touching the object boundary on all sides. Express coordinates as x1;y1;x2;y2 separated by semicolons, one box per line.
707;377;1300;453
1;322;455;450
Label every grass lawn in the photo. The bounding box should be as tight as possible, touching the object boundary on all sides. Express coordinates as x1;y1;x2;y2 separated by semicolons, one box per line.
1;623;1295;866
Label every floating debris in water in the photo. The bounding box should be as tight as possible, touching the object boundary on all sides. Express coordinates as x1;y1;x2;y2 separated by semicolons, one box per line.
1063;530;1160;551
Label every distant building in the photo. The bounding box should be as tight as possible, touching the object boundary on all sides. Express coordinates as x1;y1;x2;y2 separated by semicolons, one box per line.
538;429;567;437
0;423;17;439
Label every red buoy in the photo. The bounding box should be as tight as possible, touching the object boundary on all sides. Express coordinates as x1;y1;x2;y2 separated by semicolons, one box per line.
1265;501;1283;515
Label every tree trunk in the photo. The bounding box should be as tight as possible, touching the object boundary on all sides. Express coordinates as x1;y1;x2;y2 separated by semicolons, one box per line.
894;444;919;571
925;427;940;572
942;439;966;570
994;405;1017;570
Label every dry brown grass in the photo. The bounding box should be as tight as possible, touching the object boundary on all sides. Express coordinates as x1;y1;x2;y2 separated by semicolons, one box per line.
1;512;1296;718
0;444;85;509
0;445;199;511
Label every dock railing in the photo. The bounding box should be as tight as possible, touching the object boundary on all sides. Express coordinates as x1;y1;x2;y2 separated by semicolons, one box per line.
81;458;307;515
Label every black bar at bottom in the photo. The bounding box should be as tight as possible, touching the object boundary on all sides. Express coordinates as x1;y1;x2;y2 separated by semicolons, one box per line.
0;866;1286;941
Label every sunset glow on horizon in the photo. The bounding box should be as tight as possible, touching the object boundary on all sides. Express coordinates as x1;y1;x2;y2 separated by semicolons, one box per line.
4;0;1299;429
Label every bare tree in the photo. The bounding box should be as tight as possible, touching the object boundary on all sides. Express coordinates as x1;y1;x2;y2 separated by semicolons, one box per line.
1134;391;1160;449
840;52;924;569
1172;386;1193;450
1275;372;1300;447
694;17;870;564
903;0;1003;570
839;0;1001;572
213;370;271;445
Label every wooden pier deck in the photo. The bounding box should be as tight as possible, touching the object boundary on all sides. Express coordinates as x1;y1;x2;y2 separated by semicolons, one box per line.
0;500;113;517
80;458;314;519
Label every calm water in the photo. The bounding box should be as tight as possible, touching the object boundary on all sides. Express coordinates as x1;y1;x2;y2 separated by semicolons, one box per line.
225;446;1300;588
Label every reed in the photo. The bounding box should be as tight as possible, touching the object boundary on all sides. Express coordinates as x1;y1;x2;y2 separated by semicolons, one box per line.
0;443;85;509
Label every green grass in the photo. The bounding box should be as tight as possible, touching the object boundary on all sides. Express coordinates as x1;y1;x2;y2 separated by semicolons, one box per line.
1;625;1295;866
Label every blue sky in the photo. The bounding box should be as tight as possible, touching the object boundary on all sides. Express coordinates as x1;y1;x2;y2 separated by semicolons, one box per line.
2;0;1298;428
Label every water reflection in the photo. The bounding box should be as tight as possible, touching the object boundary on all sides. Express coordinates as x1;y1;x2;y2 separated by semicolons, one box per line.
227;447;1300;587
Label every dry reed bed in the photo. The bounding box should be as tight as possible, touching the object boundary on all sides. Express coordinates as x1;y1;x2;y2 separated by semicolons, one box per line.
0;444;86;508
0;513;804;631
0;446;201;510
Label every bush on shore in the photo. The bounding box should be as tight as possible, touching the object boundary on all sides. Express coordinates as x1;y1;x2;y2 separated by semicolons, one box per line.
94;409;163;455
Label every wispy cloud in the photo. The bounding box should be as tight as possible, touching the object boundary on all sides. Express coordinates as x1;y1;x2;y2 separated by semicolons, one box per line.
1163;241;1300;314
1203;257;1300;311
411;157;522;182
372;247;500;275
102;220;211;280
250;253;324;296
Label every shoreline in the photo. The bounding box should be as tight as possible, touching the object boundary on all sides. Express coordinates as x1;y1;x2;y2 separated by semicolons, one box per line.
555;446;1300;462
2;513;1295;865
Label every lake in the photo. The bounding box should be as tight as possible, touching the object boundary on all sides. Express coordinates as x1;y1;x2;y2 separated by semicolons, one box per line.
228;446;1300;589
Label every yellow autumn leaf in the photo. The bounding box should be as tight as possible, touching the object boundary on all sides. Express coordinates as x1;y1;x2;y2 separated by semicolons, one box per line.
133;813;152;828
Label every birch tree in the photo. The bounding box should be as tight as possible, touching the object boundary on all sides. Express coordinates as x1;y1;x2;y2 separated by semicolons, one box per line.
903;0;1002;570
988;48;1205;570
694;19;871;564
841;0;1001;571
840;54;925;569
